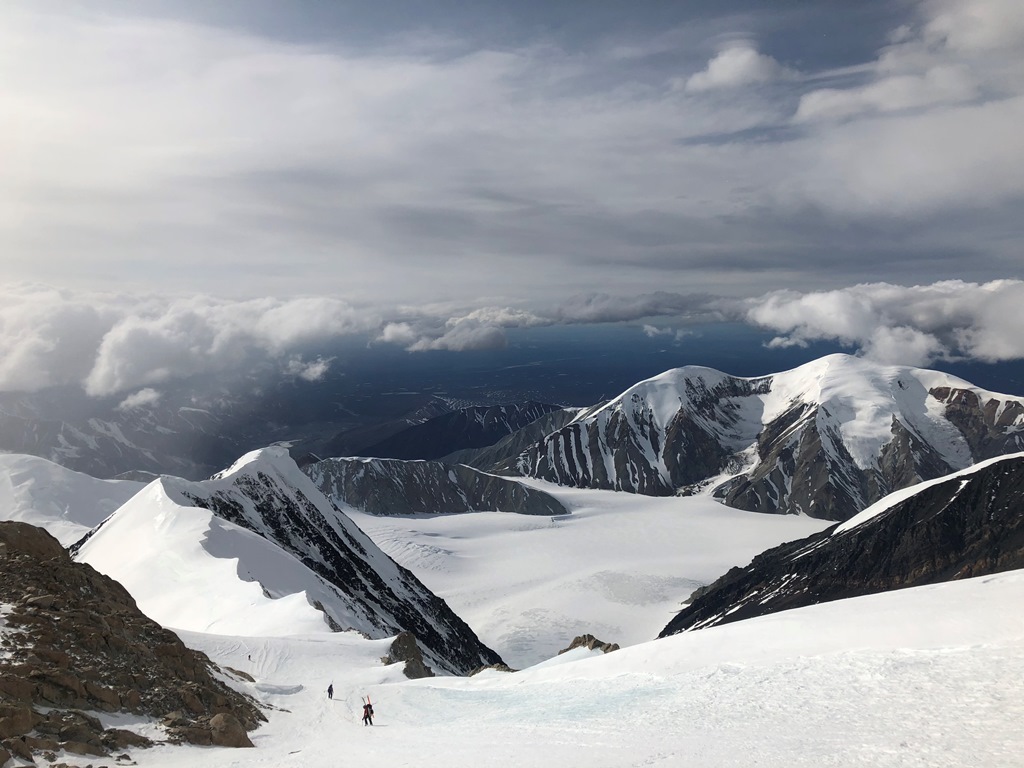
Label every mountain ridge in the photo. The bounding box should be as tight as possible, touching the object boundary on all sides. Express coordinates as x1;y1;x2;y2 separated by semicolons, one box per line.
509;354;1024;520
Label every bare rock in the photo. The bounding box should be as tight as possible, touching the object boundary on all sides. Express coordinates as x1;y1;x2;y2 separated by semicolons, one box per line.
558;634;620;655
209;713;254;748
380;631;435;679
0;521;267;765
469;662;517;676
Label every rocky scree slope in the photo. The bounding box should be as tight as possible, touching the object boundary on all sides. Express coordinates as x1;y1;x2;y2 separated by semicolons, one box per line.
305;456;567;517
0;522;263;765
512;354;1024;521
659;453;1024;636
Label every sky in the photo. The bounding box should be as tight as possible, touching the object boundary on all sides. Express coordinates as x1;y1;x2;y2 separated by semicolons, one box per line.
1;0;1023;399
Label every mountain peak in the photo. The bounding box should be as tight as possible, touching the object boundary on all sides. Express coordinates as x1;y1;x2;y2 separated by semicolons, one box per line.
512;353;1024;520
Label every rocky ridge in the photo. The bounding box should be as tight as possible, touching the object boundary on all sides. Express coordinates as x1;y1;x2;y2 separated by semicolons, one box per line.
104;447;504;676
659;453;1024;636
305;456;567;517
0;521;264;765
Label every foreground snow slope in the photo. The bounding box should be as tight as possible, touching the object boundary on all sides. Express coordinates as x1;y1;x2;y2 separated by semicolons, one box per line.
352;482;831;667
134;569;1024;768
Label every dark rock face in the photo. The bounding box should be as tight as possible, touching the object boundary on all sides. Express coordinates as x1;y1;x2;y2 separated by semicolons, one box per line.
173;452;503;676
660;454;1024;636
558;634;620;655
305;457;568;517
350;402;564;461
442;407;582;472
381;631;435;679
0;522;264;763
511;357;1024;521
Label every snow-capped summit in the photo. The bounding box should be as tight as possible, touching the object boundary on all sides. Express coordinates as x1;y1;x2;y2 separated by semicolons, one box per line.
75;446;502;675
513;353;1024;520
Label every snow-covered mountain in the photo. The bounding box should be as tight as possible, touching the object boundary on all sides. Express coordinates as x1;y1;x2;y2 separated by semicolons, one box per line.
660;452;1024;635
73;447;502;675
305;456;567;517
512;354;1024;520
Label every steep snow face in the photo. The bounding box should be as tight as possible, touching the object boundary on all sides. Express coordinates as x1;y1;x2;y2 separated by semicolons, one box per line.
0;453;144;545
515;354;1024;521
76;446;502;675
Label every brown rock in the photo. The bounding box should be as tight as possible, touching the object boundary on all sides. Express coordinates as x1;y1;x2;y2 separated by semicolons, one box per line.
62;739;108;756
209;713;253;748
380;631;435;679
102;728;152;750
0;704;43;739
557;634;620;655
2;735;34;761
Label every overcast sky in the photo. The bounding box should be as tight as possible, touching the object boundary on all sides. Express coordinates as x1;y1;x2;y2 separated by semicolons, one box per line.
1;0;1023;396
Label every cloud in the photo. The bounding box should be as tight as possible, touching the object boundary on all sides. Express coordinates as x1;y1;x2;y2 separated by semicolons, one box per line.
552;293;716;324
372;293;716;352
285;357;333;382
923;0;1024;53
743;280;1024;366
794;65;977;121
116;388;162;411
406;321;507;352
642;324;693;342
0;285;377;396
0;2;1020;311
683;43;796;93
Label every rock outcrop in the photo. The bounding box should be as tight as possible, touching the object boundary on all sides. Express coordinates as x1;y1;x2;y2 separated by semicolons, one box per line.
381;631;435;679
558;634;620;655
0;522;264;764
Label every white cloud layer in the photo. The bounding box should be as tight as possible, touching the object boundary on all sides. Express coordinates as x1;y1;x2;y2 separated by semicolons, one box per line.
0;285;376;396
743;280;1024;367
683;43;795;93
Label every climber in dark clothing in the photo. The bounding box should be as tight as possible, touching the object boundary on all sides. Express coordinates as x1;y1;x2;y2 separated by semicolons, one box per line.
362;701;374;725
327;684;333;700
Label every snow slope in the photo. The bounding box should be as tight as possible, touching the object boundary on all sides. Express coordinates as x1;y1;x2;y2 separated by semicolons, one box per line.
120;569;1024;768
0;453;144;545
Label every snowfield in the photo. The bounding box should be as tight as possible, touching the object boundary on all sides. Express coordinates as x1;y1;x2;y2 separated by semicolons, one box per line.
134;569;1024;768
2;450;1022;766
349;481;829;668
